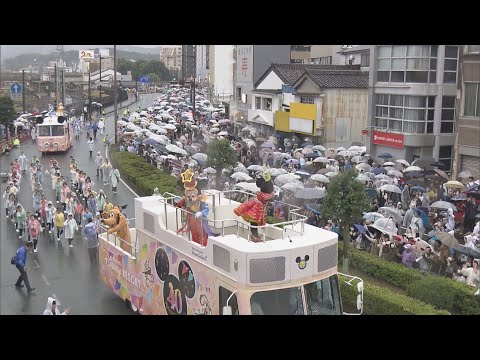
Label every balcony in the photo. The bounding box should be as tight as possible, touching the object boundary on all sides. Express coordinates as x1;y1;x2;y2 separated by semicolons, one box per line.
248;109;274;127
466;45;480;54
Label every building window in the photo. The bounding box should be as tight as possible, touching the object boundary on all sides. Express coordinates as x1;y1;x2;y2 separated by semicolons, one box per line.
374;94;435;134
443;46;458;84
300;96;315;104
262;98;272;111
467;45;480;53
255;97;261;110
464;82;480;117
312;56;332;65
376;45;437;84
441;96;455;133
439;145;452;171
237;87;242;101
361;53;370;67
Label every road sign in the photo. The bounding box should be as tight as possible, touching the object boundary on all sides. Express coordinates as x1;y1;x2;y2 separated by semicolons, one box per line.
139;76;150;83
10;93;22;101
10;83;22;94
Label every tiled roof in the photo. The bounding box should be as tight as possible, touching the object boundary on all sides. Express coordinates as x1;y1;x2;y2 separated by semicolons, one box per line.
305;69;369;88
271;63;362;85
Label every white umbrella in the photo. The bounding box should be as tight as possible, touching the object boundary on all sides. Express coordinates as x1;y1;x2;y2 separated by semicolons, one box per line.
348;146;364;152
310;174;330;183
458;170;472;178
324;172;338;178
149;135;166;145
295;187;325;200
149;124;161;131
172;148;188;156
356;174;371;182
379;184;402;194
281;183;304;192
363;212;385;222
312;145;326;151
165;144;178;152
231;172;253;181
164;124;177;130
268;168;288;177
302;148;313;155
404;166;423;172
377;207;403;223
295;170;311;176
337;150;357;157
234;162;249;174
383;161;395;167
281;153;292;159
356;163;372;172
274;173;302;186
313;157;329;164
210;128;220;133
156;128;168;135
203;167;217;174
336;147;346;152
14;121;24;127
387;169;403;177
370;217;398;235
396;159;410;167
350;156;365;163
430;201;457;211
247;165;264;172
218;131;229;136
235;182;260;193
192;153;208;162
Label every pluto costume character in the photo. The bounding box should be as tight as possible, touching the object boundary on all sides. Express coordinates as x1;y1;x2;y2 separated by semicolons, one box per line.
102;206;132;254
234;167;275;242
175;169;218;246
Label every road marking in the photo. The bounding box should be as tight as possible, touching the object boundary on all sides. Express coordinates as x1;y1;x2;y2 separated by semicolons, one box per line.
33;259;51;286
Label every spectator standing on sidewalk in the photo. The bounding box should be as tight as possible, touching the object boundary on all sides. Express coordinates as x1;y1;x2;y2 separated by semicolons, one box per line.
14;241;35;292
87;137;95;157
109;168;120;193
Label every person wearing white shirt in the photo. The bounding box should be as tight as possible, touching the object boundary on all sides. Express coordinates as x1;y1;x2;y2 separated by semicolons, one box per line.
460;260;480;287
87;137;94;157
64;213;78;248
473;220;480;237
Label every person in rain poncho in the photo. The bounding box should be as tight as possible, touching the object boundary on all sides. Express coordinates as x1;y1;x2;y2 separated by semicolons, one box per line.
43;297;69;315
95;151;104;178
401;184;411;209
446;208;455;232
402;201;417;233
19;152;28;173
109;168;121;193
87;137;95;157
410;210;425;239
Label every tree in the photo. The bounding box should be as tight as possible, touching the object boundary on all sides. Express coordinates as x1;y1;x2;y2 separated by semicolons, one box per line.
147;73;160;84
206;139;238;189
0;96;15;139
320;168;370;273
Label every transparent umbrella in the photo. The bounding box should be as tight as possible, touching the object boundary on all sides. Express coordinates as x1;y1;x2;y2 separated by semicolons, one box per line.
295;187;325;200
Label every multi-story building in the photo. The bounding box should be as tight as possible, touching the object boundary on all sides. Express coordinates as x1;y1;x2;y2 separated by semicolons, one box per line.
160;45;182;79
196;45;209;85
367;45;459;170
453;45;480;179
208;45;235;103
230;45;291;121
181;45;196;82
290;45;311;64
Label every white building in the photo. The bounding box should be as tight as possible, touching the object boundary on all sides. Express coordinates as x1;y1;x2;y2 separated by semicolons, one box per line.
208;45;234;103
196;45;209;84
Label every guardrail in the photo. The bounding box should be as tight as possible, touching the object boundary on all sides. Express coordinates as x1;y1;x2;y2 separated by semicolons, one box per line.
98;224;140;258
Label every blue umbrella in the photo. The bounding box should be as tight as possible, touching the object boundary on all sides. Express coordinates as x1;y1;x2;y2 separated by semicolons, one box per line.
414;208;430;229
143;138;159;146
378;152;393;159
453;246;480;259
411;186;426;193
372;167;387;175
286;159;300;165
354;224;367;233
305;203;321;215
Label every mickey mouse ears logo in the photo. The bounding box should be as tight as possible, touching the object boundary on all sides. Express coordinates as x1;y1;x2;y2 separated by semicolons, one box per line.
295;255;309;270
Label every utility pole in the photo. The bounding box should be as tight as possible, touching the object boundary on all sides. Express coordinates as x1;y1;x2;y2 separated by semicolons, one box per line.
114;45;118;144
88;71;91;121
135;79;138;100
192;45;197;123
61;68;65;105
22;70;25;113
99;56;102;106
54;63;57;107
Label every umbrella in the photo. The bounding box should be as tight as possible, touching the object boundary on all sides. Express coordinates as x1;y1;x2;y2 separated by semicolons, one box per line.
171;148;188;156
372;167;387;175
365;188;378;200
430;201;457;211
396;159;410;167
444;180;464;189
282;183;304;192
192;153;208;162
379;184;402;194
269;168;288;177
356;163;372;172
383;161;395;167
310;174;330;183
337;150;357;157
403;171;424;179
430;161;447;169
313;157;330;164
234;163;249;174
378;152;393;159
275;174;301;186
304;153;319;159
435;232;460;249
231;172;253;181
324;172;338;178
164;124;177;130
433;168;449;180
316;168;330;175
410;186;426;193
416;240;434;253
458;170;472;178
375;174;390;181
453;246;480;259
210;128;220;133
302;148;314;155
143;138;160;146
406;179;424;186
370;217;398;235
377;207;402;222
218;131;229;136
247;165;264;172
295;187;325;200
451;193;468;201
350;156;364;164
312;145;326;151
165;144;178;152
357;174;371;182
404;166;423;172
336;147;346;152
260;141;275;148
286;159;300;165
204;167;217;174
295;170;311;176
235;182;260;193
387;169;403;178
354;224;367;234
305;203;321;215
363;212;385;222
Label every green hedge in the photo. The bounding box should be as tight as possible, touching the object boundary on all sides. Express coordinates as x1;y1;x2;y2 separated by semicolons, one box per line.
339;242;480;314
339;276;449;315
113;151;182;196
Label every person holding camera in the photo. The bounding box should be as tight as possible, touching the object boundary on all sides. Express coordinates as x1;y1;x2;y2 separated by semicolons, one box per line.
13;241;35;292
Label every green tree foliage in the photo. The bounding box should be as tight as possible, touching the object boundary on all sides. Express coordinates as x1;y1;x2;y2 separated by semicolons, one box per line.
0;96;15;125
320;168;370;272
117;59;172;82
206;139;238;188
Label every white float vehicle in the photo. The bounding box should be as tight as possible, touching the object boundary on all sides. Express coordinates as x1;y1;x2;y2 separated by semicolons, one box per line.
98;189;363;315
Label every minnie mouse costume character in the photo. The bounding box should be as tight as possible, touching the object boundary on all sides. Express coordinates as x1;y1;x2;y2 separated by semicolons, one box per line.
234;167;275;242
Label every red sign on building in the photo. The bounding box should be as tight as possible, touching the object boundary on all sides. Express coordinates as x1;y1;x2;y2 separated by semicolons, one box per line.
371;130;404;149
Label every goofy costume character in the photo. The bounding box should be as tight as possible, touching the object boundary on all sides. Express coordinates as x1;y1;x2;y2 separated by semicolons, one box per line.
175;169;218;246
234;167;275;242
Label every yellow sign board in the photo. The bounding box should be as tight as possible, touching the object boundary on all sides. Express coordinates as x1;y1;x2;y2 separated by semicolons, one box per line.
290;102;316;120
274;111;291;132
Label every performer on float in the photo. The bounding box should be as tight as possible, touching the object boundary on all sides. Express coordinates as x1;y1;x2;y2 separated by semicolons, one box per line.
175;169;218;246
234;166;275;242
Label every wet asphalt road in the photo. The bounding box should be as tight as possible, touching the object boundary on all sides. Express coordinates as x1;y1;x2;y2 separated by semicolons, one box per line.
0;94;158;315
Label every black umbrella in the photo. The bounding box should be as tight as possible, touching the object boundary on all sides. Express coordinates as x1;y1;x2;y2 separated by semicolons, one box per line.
453;246;480;259
304;153;319;159
430;161;447;169
372;167;387;175
378;152;393;159
406;179;424;186
403;171;423;178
